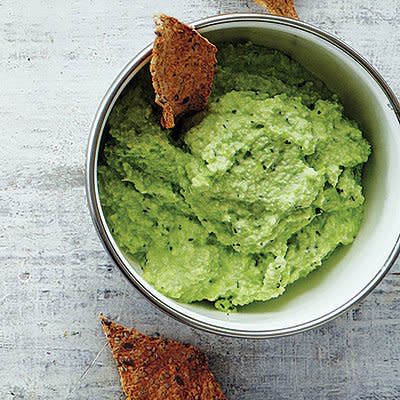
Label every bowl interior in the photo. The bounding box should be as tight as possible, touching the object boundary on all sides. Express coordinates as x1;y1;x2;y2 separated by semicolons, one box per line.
97;17;400;336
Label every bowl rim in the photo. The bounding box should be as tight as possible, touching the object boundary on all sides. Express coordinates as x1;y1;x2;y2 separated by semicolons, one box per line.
86;13;400;339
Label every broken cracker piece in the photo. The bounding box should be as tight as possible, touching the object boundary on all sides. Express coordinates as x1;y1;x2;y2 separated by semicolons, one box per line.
100;314;226;400
150;14;217;129
255;0;299;19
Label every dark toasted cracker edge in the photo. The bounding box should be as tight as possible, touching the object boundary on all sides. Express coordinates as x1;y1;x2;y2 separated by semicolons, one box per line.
100;313;143;398
99;314;227;400
255;0;299;19
150;14;218;129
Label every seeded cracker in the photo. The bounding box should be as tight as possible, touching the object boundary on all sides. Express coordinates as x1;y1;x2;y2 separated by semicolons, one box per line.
100;315;226;400
255;0;299;19
150;15;217;129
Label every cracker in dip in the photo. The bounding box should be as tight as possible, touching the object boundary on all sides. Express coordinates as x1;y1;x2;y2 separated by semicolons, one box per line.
150;15;217;128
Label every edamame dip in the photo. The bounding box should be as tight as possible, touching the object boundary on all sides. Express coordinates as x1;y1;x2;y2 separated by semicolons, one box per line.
99;42;371;311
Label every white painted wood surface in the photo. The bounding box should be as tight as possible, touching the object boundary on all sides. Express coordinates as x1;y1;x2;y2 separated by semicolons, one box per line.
1;1;399;399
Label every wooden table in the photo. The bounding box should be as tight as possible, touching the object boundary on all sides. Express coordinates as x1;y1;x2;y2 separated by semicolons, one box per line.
1;1;399;398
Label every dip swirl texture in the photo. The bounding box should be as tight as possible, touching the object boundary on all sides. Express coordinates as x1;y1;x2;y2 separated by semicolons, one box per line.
99;43;371;311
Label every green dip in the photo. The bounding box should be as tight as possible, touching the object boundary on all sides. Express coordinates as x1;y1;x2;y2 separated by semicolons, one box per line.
99;42;371;311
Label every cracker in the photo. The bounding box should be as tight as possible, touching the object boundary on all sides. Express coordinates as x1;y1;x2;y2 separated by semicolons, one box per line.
255;0;299;19
100;314;226;400
150;14;217;129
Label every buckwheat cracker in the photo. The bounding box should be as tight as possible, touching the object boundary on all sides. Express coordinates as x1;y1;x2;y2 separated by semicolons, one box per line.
150;14;217;129
100;314;226;400
255;0;299;19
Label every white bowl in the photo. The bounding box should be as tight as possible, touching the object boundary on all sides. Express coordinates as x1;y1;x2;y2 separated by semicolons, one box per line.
86;14;400;338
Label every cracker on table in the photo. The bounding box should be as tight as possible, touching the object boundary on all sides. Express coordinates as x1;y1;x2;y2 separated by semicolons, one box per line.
255;0;299;19
150;14;218;129
100;314;226;400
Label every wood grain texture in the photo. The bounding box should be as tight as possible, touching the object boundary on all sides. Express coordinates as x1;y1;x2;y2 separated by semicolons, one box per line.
0;0;399;399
